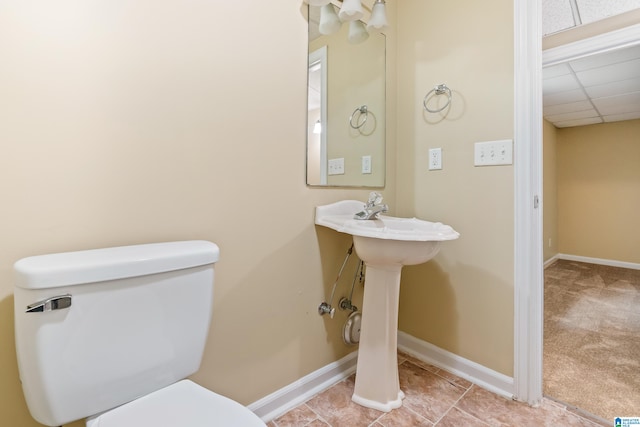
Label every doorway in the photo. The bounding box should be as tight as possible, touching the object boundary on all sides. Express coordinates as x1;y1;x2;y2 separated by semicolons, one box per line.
541;24;640;421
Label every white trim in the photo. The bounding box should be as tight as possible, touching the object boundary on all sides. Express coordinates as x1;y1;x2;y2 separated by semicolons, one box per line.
544;254;561;268
309;45;328;185
554;254;640;271
247;351;358;422
513;0;544;406
397;332;514;400
543;23;640;67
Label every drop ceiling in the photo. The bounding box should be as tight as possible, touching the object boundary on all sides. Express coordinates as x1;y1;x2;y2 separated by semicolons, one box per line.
542;0;640;128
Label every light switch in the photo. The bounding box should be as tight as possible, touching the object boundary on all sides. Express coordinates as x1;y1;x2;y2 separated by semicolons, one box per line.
328;158;345;175
474;140;513;166
362;155;372;174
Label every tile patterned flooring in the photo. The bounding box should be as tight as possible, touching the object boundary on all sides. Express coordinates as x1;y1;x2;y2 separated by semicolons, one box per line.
267;353;608;427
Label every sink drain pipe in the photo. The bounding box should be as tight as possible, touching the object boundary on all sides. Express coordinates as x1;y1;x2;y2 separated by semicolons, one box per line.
318;244;354;318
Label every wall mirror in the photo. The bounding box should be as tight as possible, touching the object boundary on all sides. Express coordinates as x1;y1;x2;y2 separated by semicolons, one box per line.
306;3;386;187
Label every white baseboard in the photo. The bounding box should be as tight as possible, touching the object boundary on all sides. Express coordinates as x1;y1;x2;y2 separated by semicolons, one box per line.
554;253;640;271
248;351;358;422
544;254;561;268
249;333;517;422
397;331;514;400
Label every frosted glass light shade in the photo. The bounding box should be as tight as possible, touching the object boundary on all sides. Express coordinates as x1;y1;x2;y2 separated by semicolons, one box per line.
313;120;322;134
339;0;364;21
367;0;388;33
304;0;331;6
348;20;369;44
319;4;342;35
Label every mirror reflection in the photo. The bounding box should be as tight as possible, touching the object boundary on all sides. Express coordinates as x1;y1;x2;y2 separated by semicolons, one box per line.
306;3;386;187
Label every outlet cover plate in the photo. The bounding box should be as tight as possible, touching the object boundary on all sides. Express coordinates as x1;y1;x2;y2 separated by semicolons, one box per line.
429;148;442;170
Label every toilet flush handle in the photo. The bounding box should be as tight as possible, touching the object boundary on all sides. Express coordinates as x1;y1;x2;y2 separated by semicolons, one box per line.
25;294;72;313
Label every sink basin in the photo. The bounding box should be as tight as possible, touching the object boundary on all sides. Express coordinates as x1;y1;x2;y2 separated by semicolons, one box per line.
315;200;459;412
316;200;459;266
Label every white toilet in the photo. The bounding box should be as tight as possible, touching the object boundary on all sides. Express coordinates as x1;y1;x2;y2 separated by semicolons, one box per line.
13;240;266;427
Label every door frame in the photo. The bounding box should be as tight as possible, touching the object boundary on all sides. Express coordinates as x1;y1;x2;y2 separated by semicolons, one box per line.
513;3;640;403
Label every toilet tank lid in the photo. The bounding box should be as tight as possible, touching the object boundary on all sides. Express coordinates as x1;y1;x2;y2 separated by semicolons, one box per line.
14;240;220;290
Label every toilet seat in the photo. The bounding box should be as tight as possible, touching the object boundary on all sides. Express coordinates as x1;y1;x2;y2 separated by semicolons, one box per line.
86;380;265;427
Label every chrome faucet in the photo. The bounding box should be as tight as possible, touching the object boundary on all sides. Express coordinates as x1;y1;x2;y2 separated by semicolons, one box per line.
354;192;388;220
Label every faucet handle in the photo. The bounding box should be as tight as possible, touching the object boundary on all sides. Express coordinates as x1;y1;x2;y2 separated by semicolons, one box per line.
367;191;383;207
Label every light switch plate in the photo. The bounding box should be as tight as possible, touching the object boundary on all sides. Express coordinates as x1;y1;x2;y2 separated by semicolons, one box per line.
328;158;345;175
362;155;372;174
474;139;513;166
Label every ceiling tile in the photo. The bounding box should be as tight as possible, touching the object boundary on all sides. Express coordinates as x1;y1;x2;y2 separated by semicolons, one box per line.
592;91;640;109
603;111;640;122
575;0;640;24
584;77;640;98
544;88;588;106
543;74;581;94
542;0;576;35
554;117;603;128
543;63;572;79
569;44;640;72
544;100;594;115
545;108;600;122
576;58;640;86
542;2;640;127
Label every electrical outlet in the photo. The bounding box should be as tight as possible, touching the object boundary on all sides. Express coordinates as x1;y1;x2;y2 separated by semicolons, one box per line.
429;148;442;170
328;158;345;175
474;139;513;166
362;155;372;174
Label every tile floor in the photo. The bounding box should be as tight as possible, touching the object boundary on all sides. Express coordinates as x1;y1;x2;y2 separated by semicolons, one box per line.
267;353;608;427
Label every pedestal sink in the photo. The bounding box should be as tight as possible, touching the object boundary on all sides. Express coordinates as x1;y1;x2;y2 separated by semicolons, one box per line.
315;200;459;412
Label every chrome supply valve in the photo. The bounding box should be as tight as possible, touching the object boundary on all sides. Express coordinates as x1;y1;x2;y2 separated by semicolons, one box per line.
318;302;335;318
339;297;358;313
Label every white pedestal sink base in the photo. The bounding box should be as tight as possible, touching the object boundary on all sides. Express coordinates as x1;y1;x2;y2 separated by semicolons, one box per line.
352;264;405;412
314;200;459;413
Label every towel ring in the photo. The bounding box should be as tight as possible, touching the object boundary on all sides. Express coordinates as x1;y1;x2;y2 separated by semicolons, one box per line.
423;84;452;113
349;105;368;129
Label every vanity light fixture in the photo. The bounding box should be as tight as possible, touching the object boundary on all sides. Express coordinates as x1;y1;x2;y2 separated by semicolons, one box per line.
348;20;369;44
307;0;388;41
319;3;342;35
338;0;364;21
313;119;322;134
366;0;388;33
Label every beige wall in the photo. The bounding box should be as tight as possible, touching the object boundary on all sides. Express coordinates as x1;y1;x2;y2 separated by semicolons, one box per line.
395;0;515;376
0;0;522;422
557;119;640;264
0;2;397;425
543;120;559;262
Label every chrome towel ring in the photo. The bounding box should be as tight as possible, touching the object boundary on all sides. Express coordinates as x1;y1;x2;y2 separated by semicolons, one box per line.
349;105;369;129
423;84;452;113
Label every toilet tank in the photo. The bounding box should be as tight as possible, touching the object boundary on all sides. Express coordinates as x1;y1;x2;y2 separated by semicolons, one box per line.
13;240;220;427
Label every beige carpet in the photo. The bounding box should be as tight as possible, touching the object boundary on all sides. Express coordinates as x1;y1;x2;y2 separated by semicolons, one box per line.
544;259;640;421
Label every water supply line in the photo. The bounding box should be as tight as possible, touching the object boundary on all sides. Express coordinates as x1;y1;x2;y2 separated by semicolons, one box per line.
318;243;354;318
339;259;364;312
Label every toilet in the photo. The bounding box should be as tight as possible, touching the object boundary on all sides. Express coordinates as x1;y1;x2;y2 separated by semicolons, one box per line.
13;240;266;427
